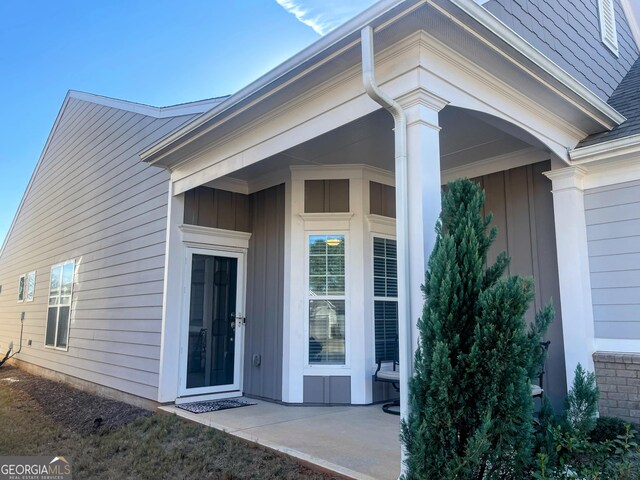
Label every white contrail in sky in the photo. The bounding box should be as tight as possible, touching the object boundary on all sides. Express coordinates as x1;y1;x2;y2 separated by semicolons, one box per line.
275;0;375;35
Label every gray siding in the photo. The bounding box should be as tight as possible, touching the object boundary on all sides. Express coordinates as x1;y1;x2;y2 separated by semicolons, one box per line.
369;181;396;218
184;186;250;232
304;179;349;213
0;96;199;400
183;184;285;401
484;0;639;100
303;376;351;404
477;161;567;407
585;179;640;339
366;162;566;406
244;185;285;401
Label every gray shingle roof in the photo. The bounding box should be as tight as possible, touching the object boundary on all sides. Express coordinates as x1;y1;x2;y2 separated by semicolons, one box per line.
579;55;640;147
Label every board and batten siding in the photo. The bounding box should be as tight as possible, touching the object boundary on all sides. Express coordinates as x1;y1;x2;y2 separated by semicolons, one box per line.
183;184;286;401
585;179;640;339
0;95;201;401
477;161;567;407
484;0;639;101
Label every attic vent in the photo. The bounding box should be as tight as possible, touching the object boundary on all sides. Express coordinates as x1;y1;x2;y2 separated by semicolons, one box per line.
598;0;619;56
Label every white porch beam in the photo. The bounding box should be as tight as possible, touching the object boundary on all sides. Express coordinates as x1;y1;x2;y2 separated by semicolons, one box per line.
543;166;596;388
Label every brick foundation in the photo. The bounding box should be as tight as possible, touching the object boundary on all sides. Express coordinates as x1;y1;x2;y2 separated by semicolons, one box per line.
593;352;640;424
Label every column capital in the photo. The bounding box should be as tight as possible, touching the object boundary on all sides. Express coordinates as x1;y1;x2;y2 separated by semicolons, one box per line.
396;88;449;112
397;88;448;130
543;166;588;192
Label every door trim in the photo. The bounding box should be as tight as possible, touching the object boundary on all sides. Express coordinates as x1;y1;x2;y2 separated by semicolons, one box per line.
178;245;248;398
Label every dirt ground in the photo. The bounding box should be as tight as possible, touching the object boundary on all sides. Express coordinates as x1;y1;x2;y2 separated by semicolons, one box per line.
0;365;341;479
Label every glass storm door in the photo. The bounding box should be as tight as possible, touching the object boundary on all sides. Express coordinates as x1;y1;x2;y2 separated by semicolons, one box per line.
182;249;245;395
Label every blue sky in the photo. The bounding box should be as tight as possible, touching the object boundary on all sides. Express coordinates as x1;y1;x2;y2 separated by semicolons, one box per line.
0;0;374;246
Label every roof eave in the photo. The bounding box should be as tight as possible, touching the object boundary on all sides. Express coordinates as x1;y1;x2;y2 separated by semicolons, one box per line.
571;132;640;165
141;0;626;167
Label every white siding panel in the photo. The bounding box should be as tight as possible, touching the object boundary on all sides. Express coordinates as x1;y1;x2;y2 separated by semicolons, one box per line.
586;178;640;339
0;96;199;401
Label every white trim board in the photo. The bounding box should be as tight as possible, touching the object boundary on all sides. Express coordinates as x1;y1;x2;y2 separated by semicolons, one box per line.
69;90;226;118
620;0;640;52
595;339;640;354
179;224;251;249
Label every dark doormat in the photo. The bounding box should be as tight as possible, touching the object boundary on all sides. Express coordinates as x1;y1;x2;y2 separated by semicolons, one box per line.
176;398;257;414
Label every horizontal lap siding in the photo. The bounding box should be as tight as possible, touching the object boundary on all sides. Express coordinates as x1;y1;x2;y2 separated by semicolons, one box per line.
484;0;638;100
586;179;640;339
0;97;199;400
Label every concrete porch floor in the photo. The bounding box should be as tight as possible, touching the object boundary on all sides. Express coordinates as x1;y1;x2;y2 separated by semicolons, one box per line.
159;399;401;480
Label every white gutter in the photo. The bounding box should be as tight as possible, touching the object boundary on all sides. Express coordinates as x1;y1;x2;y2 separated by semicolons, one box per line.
361;25;411;474
570;133;640;165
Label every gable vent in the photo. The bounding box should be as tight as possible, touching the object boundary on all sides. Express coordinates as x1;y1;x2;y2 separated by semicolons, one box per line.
599;0;619;56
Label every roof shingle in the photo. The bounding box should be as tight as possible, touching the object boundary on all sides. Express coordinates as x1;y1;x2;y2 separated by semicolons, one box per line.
579;55;640;147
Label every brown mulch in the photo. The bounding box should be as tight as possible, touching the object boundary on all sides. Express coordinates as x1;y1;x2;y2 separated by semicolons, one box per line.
0;364;150;435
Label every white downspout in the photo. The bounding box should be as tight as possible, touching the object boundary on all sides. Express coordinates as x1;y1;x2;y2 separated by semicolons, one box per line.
361;25;411;475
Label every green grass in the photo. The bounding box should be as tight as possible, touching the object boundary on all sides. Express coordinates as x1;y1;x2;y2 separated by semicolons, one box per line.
0;379;334;479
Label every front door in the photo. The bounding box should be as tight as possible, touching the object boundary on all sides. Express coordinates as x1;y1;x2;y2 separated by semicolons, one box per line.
181;248;245;396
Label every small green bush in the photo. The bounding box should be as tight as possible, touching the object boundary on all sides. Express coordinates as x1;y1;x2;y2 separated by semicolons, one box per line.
564;364;599;436
532;365;639;479
591;417;637;443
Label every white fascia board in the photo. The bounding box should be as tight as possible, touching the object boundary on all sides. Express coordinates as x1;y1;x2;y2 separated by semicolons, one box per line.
620;0;640;52
445;0;625;126
69;91;226;118
0;92;73;258
570;133;640;165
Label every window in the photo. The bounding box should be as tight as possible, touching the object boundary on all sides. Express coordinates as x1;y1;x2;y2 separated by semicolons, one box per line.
308;235;346;365
26;271;36;302
45;260;75;349
598;0;619;55
17;275;25;302
373;237;398;363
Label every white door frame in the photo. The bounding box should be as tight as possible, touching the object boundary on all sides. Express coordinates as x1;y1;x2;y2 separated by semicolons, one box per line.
178;244;247;398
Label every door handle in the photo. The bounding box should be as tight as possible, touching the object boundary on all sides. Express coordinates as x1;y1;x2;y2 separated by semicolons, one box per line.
231;313;246;325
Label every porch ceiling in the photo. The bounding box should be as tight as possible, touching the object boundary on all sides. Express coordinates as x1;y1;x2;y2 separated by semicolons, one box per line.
207;106;545;186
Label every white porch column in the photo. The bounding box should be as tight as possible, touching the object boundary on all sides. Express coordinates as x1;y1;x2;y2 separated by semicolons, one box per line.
544;166;596;389
157;183;185;403
398;90;446;358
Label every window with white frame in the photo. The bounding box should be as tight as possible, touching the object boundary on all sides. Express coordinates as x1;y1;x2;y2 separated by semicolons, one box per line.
17;274;25;302
308;235;346;365
45;260;75;349
373;237;398;363
26;271;36;302
598;0;619;55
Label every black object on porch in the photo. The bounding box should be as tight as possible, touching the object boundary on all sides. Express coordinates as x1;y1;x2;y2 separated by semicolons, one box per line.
373;335;400;415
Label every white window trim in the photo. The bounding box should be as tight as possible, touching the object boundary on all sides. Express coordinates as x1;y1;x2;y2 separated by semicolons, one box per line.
44;260;75;351
17;274;25;303
371;233;399;368
304;231;351;373
598;0;619;56
26;271;36;302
